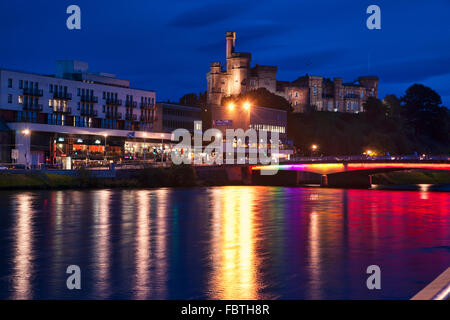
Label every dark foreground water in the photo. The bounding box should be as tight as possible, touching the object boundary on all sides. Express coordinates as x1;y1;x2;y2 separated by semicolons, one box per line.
0;186;448;300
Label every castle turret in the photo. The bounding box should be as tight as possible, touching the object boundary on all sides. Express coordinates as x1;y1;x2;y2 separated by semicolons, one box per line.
226;32;235;60
358;76;379;97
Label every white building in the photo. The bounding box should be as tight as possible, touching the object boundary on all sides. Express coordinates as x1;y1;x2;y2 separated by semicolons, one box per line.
0;60;172;168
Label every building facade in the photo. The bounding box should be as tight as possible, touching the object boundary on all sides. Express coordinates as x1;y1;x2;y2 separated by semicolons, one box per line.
206;32;379;113
0;61;174;167
153;103;202;134
211;104;292;160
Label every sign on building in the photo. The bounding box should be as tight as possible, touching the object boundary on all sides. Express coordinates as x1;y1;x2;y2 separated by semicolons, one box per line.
213;120;233;126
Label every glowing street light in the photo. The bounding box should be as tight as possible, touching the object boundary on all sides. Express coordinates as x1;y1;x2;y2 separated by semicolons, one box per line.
103;134;108;162
228;103;235;111
311;144;318;157
143;132;147;162
161;134;164;164
243;102;251;110
22;129;30;135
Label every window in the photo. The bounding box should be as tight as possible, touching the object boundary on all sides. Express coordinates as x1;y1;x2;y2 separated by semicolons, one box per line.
77;88;80;96
18;96;23;104
8;94;12;103
8;78;12;88
19;80;23;89
49;84;53;93
295;92;298;98
313;85;317;96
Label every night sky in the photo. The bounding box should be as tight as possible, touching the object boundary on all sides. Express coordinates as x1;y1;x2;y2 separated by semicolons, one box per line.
1;0;449;105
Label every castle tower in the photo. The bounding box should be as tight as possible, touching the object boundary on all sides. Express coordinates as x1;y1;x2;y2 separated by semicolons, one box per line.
333;77;343;111
207;62;224;105
358;76;379;97
226;32;235;71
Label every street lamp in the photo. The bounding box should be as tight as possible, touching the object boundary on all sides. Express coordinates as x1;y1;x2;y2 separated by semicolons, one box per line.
22;129;30;168
103;133;108;162
160;134;164;164
228;102;235;111
311;144;318;156
243;102;251;110
143;132;147;162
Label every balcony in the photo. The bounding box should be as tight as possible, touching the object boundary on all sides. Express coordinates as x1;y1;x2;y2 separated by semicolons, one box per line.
140;115;153;122
105;111;122;120
125;113;137;121
80;108;98;117
53;106;72;114
106;98;122;105
80;95;98;103
22;102;43;111
140;101;153;109
125;100;137;108
53;92;72;100
23;88;44;96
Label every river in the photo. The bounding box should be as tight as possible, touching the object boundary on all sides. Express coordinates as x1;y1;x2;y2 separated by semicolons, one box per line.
0;186;448;299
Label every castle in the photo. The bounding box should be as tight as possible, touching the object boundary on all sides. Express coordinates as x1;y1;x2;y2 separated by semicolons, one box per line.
207;32;379;113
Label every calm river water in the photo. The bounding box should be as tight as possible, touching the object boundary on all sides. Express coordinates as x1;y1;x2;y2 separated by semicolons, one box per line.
0;186;448;299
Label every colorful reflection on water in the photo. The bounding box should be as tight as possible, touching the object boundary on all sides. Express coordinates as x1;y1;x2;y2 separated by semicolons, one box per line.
0;186;448;299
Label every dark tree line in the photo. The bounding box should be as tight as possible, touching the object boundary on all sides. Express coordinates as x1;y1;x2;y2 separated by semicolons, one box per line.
178;84;449;155
288;83;449;155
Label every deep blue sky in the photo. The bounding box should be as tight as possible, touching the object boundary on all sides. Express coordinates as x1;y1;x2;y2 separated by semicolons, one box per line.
1;0;449;105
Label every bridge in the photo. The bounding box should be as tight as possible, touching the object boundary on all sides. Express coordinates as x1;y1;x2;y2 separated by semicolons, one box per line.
250;160;450;187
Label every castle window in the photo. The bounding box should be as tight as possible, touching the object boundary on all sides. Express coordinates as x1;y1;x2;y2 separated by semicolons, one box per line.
313;85;317;96
295;92;298;98
8;78;12;88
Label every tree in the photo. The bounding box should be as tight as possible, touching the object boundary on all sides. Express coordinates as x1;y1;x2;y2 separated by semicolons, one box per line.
401;84;448;142
384;94;401;118
179;93;200;107
362;96;387;119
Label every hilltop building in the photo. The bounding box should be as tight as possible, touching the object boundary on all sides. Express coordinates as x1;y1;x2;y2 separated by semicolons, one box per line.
207;32;379;113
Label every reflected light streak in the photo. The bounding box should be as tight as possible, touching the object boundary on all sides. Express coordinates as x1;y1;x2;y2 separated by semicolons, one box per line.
135;191;151;299
94;190;111;298
154;189;169;299
210;187;258;299
12;193;34;300
308;210;322;299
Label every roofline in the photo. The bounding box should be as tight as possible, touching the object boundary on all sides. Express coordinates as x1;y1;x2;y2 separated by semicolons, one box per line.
0;67;156;93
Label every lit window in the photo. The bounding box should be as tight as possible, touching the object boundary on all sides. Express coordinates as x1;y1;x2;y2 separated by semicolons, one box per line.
18;96;23;104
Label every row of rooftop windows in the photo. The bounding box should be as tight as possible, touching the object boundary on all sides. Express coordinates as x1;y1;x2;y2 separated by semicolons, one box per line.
15;111;154;131
6;78;154;103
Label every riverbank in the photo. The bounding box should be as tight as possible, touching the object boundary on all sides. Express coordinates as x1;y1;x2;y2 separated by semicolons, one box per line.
0;166;200;190
0;168;449;190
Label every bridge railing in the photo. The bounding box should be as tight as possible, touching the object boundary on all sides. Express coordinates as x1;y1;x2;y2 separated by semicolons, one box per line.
290;155;450;162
